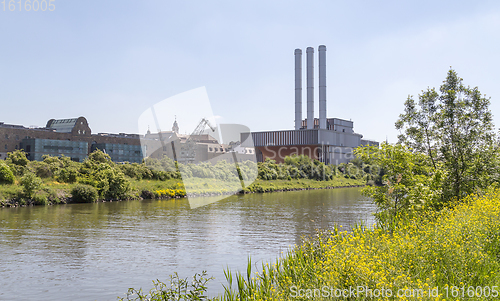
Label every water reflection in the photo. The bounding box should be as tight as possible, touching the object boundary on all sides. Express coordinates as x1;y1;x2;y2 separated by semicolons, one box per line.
0;187;376;301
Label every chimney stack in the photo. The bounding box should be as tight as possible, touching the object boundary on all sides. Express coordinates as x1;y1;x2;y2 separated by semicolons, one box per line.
294;49;302;130
306;47;314;129
318;45;327;129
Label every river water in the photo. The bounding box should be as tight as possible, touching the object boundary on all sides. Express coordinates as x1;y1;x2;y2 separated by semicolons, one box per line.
0;188;376;301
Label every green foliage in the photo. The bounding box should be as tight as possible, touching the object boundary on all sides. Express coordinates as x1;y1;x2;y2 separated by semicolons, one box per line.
32;191;49;205
71;184;98;203
119;271;214;301
257;155;350;181
87;149;112;163
41;155;80;183
355;143;443;229
395;68;499;204
6;150;29;167
0;161;15;184
32;161;53;178
19;172;43;198
55;167;78;183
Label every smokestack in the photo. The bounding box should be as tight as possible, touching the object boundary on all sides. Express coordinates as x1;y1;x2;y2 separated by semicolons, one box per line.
318;45;327;129
294;49;302;130
306;47;314;129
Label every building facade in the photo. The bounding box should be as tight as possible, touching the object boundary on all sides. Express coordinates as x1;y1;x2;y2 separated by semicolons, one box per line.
0;117;142;162
22;138;88;162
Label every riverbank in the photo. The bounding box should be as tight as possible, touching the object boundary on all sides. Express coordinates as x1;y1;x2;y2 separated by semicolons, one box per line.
0;177;365;208
122;188;500;301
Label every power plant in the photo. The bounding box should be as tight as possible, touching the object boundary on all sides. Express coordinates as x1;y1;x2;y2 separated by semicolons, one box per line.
244;45;377;164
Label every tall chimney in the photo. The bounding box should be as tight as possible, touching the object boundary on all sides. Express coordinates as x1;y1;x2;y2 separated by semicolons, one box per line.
318;45;327;129
306;47;314;129
294;49;302;130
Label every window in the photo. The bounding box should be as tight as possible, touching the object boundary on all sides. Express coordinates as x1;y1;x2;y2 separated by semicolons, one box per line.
15;135;19;141
4;134;8;139
4;144;7;150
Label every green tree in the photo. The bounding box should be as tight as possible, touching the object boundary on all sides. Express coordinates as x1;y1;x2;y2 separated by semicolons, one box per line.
395;69;498;204
355;143;443;228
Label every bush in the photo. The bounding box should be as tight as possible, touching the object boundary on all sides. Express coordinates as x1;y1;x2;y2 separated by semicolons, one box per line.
20;172;43;198
6;150;29;167
55;167;78;183
32;161;53;178
0;161;15;184
71;184;98;203
140;189;155;199
32;192;49;205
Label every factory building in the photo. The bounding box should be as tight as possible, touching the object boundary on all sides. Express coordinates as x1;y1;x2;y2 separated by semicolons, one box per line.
244;45;378;164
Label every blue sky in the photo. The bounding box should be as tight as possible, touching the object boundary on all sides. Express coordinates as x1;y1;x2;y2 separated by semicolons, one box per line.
1;0;500;143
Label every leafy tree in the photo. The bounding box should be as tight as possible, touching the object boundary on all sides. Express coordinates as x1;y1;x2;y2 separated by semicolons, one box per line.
395;69;499;204
355;143;443;228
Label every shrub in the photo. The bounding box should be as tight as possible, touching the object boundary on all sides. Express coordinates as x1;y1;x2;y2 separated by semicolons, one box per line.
6;150;29;167
32;192;49;205
0;161;15;184
140;189;155;199
20;172;43;198
32;161;53;178
71;184;98;203
55;167;78;183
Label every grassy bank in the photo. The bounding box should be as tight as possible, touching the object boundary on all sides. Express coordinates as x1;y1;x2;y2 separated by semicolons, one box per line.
0;177;365;207
1;150;371;207
121;189;500;300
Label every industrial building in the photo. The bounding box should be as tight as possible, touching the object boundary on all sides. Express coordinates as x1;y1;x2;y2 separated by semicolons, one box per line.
243;45;378;164
0;117;144;163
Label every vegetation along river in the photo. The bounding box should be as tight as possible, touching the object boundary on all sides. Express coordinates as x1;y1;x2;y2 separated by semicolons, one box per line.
0;187;376;301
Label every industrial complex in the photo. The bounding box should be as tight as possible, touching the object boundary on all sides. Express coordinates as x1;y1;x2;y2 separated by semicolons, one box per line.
244;45;377;164
0;46;376;164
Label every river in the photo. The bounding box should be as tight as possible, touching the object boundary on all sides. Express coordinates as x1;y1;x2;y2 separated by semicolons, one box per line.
0;187;376;301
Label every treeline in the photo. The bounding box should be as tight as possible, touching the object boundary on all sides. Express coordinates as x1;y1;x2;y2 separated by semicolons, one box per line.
257;155;382;182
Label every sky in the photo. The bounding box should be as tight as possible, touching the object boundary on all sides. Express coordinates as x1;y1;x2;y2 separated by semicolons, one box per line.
1;0;500;144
